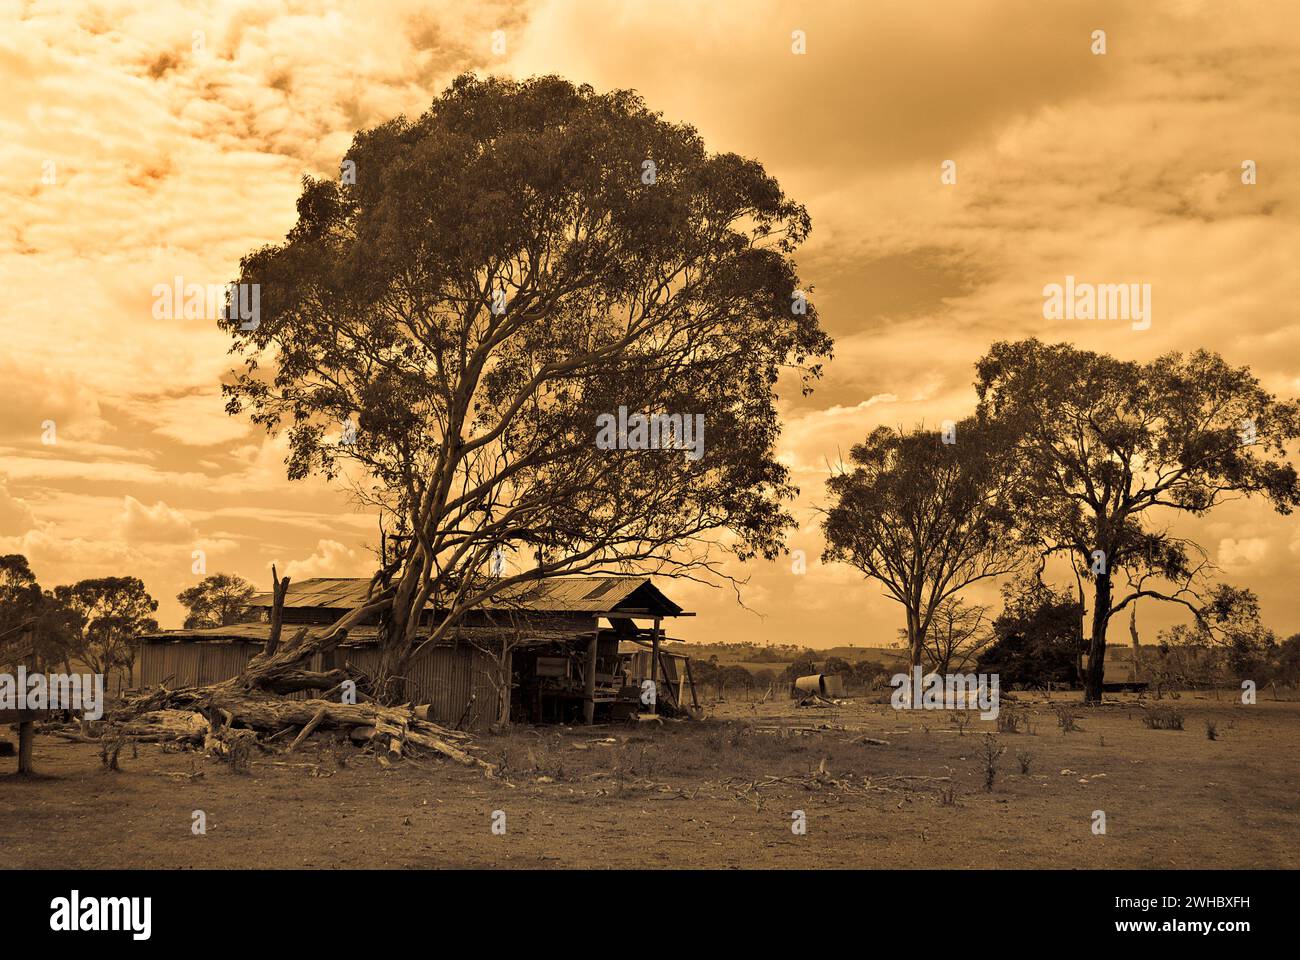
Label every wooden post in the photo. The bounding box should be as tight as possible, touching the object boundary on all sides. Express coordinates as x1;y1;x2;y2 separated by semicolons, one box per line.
583;628;598;725
656;651;680;710
1129;606;1142;682
650;617;661;715
17;719;34;774
500;648;513;725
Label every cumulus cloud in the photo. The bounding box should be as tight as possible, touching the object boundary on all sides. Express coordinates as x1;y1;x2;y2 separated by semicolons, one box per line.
1219;537;1269;568
276;538;370;580
0;479;37;536
119;495;197;543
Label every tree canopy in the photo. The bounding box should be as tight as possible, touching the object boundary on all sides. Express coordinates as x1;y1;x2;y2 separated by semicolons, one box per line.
1159;584;1278;680
221;74;831;698
976;338;1300;700
822;417;1025;667
977;575;1083;687
54;577;158;684
0;555;82;671
177;573;257;629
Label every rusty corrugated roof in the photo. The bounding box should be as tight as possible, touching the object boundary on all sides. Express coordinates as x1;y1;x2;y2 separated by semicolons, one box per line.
248;576;685;616
140;622;383;644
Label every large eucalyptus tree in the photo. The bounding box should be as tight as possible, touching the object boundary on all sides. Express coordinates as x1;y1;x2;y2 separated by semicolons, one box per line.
975;339;1300;701
822;417;1025;669
221;75;832;700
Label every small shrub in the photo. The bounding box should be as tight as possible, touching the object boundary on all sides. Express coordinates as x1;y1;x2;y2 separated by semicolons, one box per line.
1016;749;1032;775
997;710;1022;734
1054;704;1080;734
950;711;972;736
940;786;956;806
99;735;126;771
980;733;1005;791
1143;706;1184;730
1205;719;1217;741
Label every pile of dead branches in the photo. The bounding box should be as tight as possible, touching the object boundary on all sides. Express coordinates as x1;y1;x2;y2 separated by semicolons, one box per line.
115;695;494;773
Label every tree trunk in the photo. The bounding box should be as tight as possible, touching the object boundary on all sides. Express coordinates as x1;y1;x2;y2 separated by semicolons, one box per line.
1128;606;1142;682
17;720;34;774
1073;575;1087;682
497;649;512;725
907;609;923;669
265;568;290;657
1084;573;1112;703
373;568;422;702
119;709;211;743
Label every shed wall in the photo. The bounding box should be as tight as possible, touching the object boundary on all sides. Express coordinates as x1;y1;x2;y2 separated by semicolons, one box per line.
138;639;498;730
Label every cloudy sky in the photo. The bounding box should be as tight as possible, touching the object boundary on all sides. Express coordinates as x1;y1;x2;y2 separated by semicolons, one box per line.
3;0;1299;648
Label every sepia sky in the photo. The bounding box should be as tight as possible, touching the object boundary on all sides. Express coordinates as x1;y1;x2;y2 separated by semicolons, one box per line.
2;0;1299;648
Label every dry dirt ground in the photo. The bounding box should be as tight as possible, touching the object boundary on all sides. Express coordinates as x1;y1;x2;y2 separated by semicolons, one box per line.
2;692;1297;869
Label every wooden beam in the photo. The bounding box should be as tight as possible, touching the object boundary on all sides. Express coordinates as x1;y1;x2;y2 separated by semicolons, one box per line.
583;629;598;724
684;656;700;709
656;650;679;710
605;609;696;617
650;617;661;716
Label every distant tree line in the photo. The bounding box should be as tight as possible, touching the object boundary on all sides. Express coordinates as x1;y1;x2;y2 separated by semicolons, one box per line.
0;561;258;693
688;651;895;700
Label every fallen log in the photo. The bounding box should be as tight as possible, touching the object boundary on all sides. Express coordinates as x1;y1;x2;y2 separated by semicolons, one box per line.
405;727;479;767
371;715;406;760
37;729;102;744
204;694;410;732
118;709;210;743
196;694;495;773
